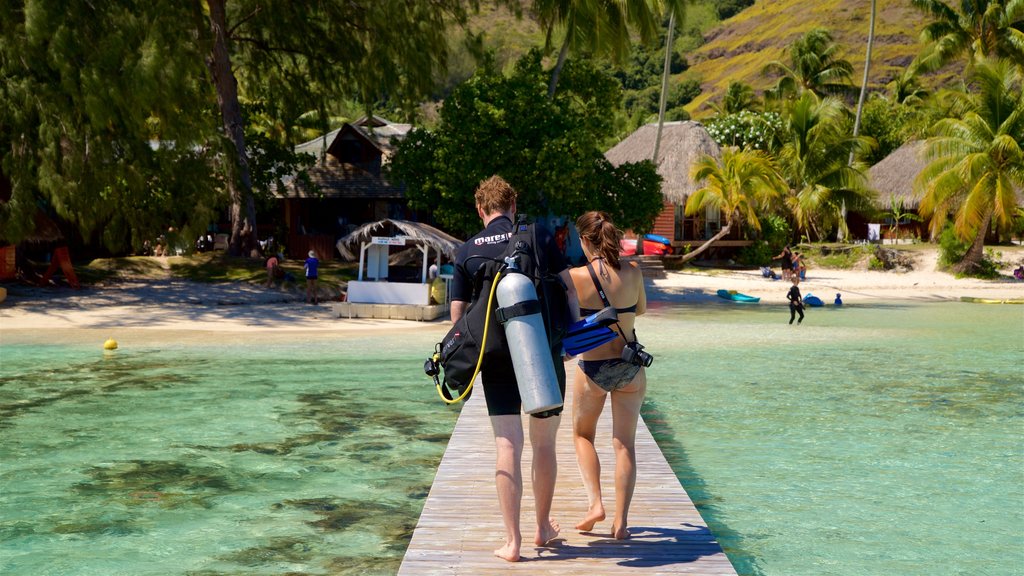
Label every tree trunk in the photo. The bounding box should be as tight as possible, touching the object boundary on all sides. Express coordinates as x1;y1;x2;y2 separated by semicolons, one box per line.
547;33;571;98
653;10;676;164
954;209;993;274
842;0;876;242
205;0;259;257
675;223;732;264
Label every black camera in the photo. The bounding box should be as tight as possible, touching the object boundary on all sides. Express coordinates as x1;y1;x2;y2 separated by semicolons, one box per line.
621;341;653;367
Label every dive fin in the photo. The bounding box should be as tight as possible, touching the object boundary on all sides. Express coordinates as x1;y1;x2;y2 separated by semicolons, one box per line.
564;307;620;355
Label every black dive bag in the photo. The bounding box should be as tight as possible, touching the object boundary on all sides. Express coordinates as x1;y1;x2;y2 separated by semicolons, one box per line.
430;220;571;402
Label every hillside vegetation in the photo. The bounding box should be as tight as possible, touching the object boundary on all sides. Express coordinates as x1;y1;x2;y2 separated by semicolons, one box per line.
682;0;951;116
460;0;952;122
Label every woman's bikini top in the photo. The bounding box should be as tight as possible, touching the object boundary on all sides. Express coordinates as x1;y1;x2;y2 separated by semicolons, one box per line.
578;259;638;316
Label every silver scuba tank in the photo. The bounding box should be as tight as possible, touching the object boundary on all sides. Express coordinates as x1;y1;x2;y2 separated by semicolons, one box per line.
494;262;563;415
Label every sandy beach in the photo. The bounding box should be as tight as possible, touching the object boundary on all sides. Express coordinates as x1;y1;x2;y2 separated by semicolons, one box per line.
1;248;1021;336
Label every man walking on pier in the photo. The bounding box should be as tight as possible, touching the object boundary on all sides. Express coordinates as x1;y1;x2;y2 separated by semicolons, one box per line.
450;176;566;561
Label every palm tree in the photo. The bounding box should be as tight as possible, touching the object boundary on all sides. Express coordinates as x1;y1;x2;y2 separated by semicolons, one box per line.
911;0;1024;71
887;65;931;106
778;92;875;240
916;60;1024;274
709;81;759;116
851;0;878;150
762;28;856;102
536;0;683;97
680;147;787;262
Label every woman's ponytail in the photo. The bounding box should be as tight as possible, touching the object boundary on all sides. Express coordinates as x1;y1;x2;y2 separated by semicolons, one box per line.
575;211;623;269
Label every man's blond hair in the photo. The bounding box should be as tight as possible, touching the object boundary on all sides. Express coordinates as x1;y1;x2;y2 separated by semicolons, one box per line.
474;175;517;215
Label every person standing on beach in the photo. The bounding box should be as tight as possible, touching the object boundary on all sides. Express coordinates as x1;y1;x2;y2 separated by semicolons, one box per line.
774;245;793;281
304;250;319;305
561;211;648;540
787;276;804;324
450;175;566;562
266;254;280;288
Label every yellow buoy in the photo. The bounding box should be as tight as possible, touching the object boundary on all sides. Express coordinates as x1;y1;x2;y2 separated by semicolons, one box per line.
103;338;118;350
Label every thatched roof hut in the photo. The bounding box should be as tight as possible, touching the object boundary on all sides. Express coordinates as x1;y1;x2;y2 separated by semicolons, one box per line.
335;218;461;261
869;140;927;210
605;121;722;205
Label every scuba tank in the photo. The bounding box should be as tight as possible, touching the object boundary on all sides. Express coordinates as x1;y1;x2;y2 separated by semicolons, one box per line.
494;254;563;415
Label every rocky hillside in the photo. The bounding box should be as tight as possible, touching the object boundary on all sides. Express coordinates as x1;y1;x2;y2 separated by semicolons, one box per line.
681;0;952;116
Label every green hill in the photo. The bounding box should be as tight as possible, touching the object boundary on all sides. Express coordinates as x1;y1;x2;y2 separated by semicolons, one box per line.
455;0;953;122
681;0;949;117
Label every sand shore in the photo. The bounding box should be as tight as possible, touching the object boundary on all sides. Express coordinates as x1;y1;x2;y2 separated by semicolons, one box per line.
1;248;1021;336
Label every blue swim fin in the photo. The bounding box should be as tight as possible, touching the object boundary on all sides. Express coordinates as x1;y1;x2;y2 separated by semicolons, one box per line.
563;307;619;355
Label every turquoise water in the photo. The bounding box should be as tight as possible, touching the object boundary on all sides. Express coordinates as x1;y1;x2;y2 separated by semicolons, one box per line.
641;301;1024;576
1;302;1022;575
0;332;458;576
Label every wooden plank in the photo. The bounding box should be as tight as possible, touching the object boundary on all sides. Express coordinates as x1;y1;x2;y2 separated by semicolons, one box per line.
400;360;738;575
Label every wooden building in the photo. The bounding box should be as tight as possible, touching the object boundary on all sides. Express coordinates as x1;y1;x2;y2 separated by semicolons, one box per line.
866;140;929;241
606;121;744;251
275;116;412;260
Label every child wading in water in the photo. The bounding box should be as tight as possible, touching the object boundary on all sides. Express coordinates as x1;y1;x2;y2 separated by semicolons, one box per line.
787;277;804;324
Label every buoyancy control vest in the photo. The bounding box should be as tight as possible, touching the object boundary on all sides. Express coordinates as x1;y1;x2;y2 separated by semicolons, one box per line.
426;219;571;405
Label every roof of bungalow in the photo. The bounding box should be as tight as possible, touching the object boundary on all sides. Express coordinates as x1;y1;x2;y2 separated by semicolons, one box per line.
335;218;462;261
605;121;722;205
869;140;927;210
294;116;412;161
279;156;405;200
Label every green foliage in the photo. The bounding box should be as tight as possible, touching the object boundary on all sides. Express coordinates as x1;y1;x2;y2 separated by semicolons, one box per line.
937;224;970;267
911;0;1024;72
706;110;784;151
715;0;756;20
763;28;856;101
778;92;875;241
0;0;219;251
917;60;1024;273
605;39;696;125
389;50;664;238
685;146;787;262
858;95;932;164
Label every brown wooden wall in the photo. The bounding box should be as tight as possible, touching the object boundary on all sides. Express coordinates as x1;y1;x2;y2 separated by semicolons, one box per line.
651;202;676;239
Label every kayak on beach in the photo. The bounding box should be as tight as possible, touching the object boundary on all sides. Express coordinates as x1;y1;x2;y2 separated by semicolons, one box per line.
717;289;760;303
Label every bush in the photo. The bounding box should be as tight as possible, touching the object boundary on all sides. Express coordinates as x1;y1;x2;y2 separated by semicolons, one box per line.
937;225;969;269
706;110;784;152
716;0;755;19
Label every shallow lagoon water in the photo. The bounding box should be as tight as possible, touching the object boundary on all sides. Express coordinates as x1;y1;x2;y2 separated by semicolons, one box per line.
641;300;1023;575
1;301;1022;575
0;332;456;576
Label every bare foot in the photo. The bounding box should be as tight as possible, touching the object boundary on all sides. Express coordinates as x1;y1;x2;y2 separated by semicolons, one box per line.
575;506;606;531
493;541;520;562
611;523;631;540
535;517;560;546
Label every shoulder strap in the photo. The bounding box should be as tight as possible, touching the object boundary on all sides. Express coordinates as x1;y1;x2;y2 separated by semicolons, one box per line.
585;261;631;342
586;261;612;307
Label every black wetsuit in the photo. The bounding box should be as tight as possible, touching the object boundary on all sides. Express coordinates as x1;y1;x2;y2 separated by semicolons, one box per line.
787;284;804;324
451;215;567;417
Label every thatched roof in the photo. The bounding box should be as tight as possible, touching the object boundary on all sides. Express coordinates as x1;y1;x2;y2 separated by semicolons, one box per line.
605;121;722;205
276;156;405;200
335;218;462;261
869;140;927;210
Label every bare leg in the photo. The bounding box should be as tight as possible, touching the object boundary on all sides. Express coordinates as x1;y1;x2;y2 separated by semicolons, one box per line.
529;414;561;545
610;370;646;540
490;415;524;562
573;369;607;531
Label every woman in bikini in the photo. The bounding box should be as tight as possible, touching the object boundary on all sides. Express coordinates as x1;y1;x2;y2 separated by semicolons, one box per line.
560;211;648;540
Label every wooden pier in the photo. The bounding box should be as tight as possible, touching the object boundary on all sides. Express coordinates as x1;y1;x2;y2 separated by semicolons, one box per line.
399;363;737;574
